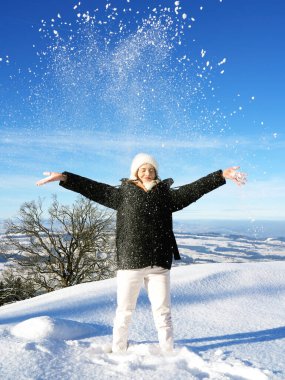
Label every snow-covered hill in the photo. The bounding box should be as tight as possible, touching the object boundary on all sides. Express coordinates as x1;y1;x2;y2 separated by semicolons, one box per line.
1;260;284;380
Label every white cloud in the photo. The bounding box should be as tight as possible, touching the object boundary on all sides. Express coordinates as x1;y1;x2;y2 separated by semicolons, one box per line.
2;129;283;153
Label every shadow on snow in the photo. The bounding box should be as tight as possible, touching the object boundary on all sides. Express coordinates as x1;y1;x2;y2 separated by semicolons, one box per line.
178;326;285;351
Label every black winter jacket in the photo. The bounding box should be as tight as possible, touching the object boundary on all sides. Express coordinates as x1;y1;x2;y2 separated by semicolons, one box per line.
60;170;226;270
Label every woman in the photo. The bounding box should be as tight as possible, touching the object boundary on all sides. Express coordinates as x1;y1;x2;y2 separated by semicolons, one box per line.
36;153;246;353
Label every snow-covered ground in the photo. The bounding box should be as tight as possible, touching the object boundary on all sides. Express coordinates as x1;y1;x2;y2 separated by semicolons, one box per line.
0;228;285;379
175;231;285;264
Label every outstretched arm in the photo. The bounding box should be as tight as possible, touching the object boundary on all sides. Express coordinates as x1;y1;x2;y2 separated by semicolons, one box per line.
171;166;247;212
36;171;120;210
36;172;67;186
170;170;226;212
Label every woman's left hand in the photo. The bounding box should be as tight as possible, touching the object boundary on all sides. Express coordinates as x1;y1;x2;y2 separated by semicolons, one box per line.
223;166;247;186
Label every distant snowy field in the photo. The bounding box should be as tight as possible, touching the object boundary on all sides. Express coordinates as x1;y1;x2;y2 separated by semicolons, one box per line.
1;219;284;270
0;220;285;379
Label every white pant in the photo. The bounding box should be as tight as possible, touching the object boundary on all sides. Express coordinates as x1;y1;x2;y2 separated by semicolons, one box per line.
112;266;173;353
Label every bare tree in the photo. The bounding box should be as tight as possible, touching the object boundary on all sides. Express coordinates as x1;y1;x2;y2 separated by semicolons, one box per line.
3;195;115;292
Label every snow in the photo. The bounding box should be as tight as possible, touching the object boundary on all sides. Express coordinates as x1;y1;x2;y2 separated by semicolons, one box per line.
11;316;96;341
168;229;285;264
1;241;285;380
218;58;227;66
1;225;284;379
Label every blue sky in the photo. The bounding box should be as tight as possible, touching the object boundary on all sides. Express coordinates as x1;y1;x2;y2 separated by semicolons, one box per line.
0;0;284;221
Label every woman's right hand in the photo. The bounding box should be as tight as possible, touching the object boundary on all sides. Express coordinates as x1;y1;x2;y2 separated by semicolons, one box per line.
36;172;67;186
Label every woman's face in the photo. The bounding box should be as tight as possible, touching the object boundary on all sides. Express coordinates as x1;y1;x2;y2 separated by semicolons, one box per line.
137;163;156;183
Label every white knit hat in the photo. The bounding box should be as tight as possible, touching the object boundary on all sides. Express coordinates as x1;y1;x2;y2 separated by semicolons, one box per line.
130;153;158;180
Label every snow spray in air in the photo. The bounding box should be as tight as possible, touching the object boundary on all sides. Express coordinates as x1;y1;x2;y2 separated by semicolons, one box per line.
26;0;231;142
